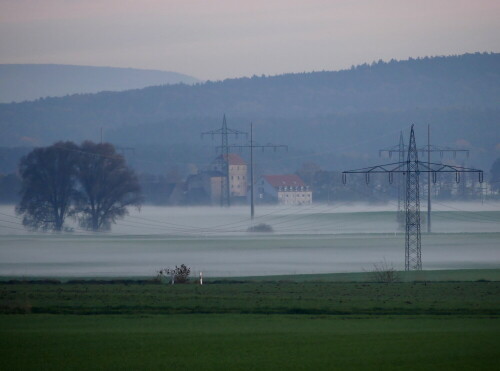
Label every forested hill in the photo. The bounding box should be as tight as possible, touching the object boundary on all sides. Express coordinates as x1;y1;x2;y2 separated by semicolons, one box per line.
0;64;200;103
0;53;499;172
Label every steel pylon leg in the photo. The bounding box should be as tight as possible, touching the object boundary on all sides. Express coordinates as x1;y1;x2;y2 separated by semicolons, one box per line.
405;125;422;270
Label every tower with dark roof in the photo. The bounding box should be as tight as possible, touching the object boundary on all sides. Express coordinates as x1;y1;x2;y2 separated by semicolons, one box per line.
212;153;248;200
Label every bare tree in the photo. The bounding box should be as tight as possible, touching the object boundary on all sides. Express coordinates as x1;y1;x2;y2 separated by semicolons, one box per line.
16;142;80;231
75;141;142;231
369;259;401;283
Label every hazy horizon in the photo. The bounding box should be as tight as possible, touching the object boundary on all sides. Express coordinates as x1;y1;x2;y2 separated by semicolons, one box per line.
1;0;499;80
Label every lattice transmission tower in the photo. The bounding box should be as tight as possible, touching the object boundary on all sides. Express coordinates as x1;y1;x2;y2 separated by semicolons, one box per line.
202;115;247;207
379;128;470;232
343;125;483;270
405;128;421;270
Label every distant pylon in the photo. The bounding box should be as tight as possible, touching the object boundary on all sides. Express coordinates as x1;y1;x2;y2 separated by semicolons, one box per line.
201;115;247;207
219;123;287;219
397;132;405;228
379;129;469;233
405;126;422;270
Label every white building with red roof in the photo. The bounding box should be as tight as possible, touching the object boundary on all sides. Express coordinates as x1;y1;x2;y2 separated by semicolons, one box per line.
258;174;312;205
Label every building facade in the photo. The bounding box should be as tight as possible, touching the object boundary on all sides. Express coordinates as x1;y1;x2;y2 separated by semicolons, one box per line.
212;153;248;198
258;174;312;205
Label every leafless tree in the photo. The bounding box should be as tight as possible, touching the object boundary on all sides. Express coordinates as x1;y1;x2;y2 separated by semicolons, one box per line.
369;259;400;283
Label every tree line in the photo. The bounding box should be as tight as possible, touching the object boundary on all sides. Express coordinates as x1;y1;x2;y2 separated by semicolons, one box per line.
16;141;141;232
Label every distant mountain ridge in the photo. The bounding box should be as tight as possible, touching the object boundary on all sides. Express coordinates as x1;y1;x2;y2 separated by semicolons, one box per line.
0;53;498;173
0;64;200;103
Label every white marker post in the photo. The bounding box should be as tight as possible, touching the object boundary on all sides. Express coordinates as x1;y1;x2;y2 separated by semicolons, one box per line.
199;272;203;285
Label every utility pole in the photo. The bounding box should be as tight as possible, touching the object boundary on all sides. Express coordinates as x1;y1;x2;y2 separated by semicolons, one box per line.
250;123;254;219
202;115;247;207
397;132;405;227
427;124;431;233
218;123;287;219
379;128;469;232
343;125;483;271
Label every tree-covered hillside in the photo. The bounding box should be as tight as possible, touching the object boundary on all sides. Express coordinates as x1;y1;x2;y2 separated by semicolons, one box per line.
0;53;498;173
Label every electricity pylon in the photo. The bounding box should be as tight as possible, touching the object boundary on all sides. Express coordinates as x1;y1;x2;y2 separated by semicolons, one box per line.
217;122;287;219
202;115;247;207
343;125;483;271
379;128;470;232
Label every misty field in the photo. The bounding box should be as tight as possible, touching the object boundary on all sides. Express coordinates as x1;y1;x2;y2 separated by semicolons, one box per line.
0;204;499;278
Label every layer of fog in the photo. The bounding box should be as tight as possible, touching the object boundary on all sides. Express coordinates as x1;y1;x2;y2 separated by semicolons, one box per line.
0;202;498;277
2;202;499;236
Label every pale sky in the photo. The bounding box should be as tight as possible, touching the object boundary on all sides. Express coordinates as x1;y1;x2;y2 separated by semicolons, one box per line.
0;0;499;80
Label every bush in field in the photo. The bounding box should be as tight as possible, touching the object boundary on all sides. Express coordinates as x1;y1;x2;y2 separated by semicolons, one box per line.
369;259;400;283
158;264;191;284
247;223;273;233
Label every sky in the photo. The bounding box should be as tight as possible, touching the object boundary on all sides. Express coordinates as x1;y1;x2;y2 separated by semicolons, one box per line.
0;0;499;80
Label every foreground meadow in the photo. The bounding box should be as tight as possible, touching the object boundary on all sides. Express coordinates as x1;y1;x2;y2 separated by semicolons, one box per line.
1;314;498;370
1;274;499;370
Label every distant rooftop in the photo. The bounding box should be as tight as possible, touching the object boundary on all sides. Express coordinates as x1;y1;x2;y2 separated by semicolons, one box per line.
215;153;247;166
262;174;306;188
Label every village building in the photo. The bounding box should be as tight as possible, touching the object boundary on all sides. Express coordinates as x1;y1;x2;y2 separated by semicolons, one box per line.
257;174;312;205
212;153;248;200
185;153;248;205
185;170;223;205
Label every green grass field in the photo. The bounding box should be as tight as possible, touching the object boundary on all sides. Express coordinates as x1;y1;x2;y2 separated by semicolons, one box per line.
1;272;500;369
223;268;500;282
1;315;498;370
1;280;500;315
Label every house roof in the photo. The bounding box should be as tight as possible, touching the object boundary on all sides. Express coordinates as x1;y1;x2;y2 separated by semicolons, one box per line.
262;174;306;188
215;153;247;166
202;170;224;177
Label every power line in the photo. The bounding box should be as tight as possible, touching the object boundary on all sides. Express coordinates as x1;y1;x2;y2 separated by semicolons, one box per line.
219;122;287;220
343;124;484;271
201;114;247;207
